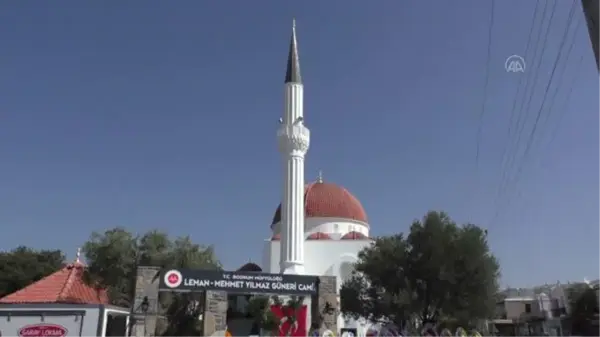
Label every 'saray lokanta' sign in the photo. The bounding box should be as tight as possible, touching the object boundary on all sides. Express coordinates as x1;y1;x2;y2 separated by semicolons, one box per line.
18;324;68;337
160;269;319;295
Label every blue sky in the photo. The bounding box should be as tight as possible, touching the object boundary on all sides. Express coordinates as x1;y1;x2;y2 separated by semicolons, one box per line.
0;1;597;287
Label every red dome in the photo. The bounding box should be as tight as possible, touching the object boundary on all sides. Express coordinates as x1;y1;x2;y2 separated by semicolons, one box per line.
271;182;367;226
306;232;332;240
341;231;369;240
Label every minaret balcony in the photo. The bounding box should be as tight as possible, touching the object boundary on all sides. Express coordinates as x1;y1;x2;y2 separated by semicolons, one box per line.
277;125;310;154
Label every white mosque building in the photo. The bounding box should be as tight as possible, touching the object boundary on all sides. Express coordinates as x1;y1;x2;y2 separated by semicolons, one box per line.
234;20;374;333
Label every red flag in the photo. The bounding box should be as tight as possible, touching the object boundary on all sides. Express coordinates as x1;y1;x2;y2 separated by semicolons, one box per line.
270;304;308;337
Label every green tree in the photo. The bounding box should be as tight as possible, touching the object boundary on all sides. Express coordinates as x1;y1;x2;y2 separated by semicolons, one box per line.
246;296;279;336
340;211;500;329
567;283;599;336
82;228;139;306
81;227;222;336
0;246;65;298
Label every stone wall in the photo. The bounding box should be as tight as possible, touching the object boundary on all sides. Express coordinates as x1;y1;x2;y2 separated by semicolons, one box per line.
203;290;229;336
313;275;338;334
132;266;161;337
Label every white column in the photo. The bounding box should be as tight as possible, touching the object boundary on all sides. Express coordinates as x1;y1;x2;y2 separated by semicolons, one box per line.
277;82;309;275
100;310;108;337
125;315;130;337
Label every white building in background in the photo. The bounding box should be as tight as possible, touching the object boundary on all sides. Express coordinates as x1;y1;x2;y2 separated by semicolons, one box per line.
241;20;374;333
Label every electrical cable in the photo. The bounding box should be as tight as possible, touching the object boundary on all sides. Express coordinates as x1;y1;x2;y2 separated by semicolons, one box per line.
475;0;496;167
490;0;580;226
544;53;585;156
504;6;581;195
489;0;554;227
497;17;583;222
531;19;583;154
494;0;545;201
503;0;542;144
496;0;558;202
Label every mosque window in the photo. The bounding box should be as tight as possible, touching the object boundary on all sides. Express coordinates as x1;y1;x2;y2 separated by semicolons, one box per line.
339;262;354;283
341;231;368;240
307;232;332;240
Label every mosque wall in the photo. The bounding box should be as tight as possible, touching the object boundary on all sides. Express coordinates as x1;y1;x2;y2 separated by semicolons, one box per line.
262;240;371;289
271;218;370;238
305;218;370;237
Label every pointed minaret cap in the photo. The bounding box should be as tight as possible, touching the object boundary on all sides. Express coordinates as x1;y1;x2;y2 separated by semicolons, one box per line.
285;18;302;84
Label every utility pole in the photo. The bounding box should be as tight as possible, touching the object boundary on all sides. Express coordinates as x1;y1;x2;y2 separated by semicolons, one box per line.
581;0;600;73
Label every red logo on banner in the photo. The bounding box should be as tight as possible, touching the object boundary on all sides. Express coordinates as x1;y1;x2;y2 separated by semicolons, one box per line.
18;324;68;337
163;269;183;288
270;304;307;337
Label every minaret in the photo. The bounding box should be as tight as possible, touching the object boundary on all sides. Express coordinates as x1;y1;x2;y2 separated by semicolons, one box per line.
277;19;310;275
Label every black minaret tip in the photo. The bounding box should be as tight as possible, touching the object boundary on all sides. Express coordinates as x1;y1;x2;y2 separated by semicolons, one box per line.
285;19;302;84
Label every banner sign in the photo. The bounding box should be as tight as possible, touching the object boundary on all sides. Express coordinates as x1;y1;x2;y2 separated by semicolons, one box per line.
18;324;68;337
159;269;319;295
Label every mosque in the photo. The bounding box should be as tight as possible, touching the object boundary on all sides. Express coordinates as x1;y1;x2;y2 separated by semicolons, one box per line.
0;20;379;337
233;20;374;333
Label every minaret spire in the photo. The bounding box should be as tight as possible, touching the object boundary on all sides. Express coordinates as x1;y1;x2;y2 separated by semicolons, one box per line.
277;19;310;275
285;18;302;84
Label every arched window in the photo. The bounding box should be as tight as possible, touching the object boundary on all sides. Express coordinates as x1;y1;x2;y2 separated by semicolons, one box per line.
339;261;354;283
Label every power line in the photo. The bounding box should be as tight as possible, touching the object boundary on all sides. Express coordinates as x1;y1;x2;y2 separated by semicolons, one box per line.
532;19;584;154
489;0;554;226
506;4;581;190
490;0;580;226
503;0;542;144
496;0;558;202
505;0;562;168
544;53;585;153
492;30;582;224
491;0;545;220
475;0;496;167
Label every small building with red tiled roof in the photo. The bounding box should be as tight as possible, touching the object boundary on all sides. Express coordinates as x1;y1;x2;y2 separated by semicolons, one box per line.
0;249;131;337
0;260;108;305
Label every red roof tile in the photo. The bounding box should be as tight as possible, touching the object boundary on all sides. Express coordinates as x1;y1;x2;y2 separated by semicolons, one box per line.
341;231;369;240
306;232;332;240
271;181;368;226
0;262;109;304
